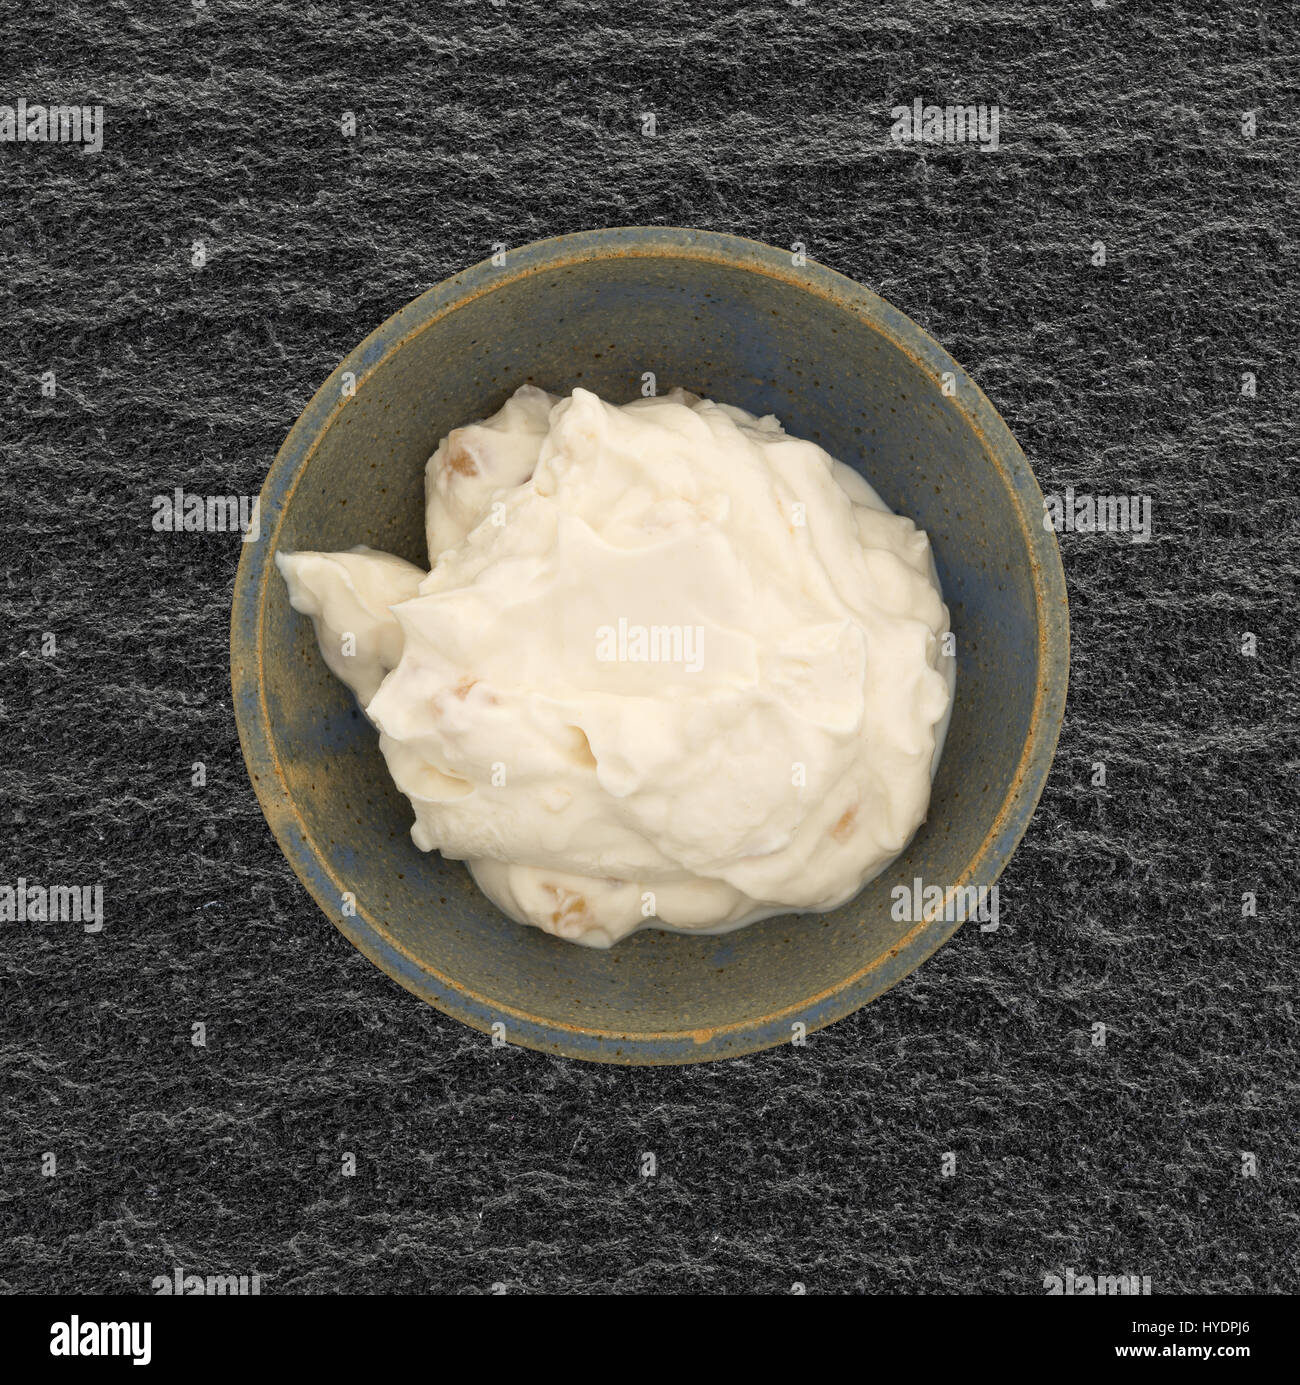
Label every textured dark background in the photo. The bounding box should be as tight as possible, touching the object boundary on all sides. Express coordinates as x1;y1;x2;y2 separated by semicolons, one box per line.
2;0;1296;1295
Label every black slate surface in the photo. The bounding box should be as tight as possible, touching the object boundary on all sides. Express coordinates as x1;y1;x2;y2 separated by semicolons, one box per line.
2;1;1296;1295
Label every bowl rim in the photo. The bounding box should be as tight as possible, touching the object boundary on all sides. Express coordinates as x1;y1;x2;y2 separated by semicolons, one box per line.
231;226;1070;1065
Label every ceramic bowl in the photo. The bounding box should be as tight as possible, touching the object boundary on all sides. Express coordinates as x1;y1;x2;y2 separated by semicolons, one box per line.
231;227;1069;1064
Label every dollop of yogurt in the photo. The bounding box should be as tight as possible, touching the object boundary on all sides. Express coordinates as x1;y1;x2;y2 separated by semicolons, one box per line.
277;385;955;948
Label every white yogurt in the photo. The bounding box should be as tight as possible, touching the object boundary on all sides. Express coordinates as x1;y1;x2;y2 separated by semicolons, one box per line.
277;385;954;948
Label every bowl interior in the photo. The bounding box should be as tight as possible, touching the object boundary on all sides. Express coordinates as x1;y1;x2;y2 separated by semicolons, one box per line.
245;233;1059;1061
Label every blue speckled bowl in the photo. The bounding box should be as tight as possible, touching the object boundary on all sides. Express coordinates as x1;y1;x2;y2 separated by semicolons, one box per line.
231;227;1068;1064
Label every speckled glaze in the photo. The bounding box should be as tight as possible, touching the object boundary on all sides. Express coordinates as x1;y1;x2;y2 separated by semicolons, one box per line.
231;227;1069;1064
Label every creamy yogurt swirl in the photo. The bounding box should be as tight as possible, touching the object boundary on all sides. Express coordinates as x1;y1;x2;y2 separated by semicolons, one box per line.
277;385;954;948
